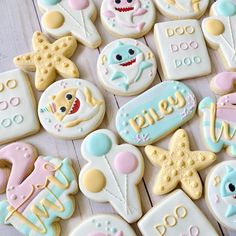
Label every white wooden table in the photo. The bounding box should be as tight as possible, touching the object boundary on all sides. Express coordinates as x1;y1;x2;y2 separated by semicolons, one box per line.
0;0;235;235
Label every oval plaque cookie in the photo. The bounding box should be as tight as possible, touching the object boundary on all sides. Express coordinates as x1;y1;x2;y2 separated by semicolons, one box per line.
116;81;197;146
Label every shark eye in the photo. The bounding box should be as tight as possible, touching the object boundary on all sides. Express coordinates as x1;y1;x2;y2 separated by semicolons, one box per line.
65;93;73;100
59;106;66;113
226;182;236;192
128;49;135;55
115;0;121;3
127;0;133;2
115;54;122;61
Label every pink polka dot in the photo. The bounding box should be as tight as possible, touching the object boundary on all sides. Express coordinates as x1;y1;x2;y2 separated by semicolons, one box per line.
68;0;89;10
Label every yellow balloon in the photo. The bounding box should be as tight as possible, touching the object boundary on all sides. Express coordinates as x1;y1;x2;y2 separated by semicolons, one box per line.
205;19;225;36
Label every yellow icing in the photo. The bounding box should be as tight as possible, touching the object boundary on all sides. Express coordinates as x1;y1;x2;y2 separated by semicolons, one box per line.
42;11;65;29
6;80;17;89
205;19;225;36
163;215;177;227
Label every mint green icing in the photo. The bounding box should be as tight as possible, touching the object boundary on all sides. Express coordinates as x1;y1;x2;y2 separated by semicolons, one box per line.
217;0;236;16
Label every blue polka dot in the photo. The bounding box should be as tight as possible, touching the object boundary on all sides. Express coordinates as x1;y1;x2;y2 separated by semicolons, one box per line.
217;0;236;16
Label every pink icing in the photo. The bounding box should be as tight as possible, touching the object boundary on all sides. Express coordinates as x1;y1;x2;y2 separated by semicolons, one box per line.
0;101;8;110
213;72;236;93
114;151;138;174
68;0;89;10
10;97;21;107
103;10;115;18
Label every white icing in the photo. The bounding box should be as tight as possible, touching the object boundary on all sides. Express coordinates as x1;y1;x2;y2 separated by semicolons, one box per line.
154;19;211;80
138;190;218;236
0;69;39;144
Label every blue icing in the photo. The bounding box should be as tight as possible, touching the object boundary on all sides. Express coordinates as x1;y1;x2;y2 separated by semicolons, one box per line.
217;0;236;16
40;0;61;5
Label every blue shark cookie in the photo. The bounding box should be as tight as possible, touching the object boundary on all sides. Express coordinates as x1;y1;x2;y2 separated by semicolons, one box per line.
205;160;236;231
97;39;157;96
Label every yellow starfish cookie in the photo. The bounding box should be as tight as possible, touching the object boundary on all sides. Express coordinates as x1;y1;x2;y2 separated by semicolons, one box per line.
14;32;79;91
145;129;216;199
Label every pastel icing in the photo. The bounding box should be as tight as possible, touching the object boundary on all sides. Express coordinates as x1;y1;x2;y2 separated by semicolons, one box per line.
217;0;236;16
138;190;219;236
116;81;197;146
38;0;101;48
79;129;144;223
70;214;136;236
97;38;157;96
154;19;211;80
0;142;78;236
0;69;40;145
38;79;105;140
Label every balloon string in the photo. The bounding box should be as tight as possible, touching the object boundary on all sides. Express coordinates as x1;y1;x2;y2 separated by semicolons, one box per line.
125;175;128;215
228;16;236;59
220;34;235;54
80;12;87;38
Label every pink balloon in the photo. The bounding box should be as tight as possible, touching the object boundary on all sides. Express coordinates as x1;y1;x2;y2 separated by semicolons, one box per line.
68;0;89;10
114;151;138;174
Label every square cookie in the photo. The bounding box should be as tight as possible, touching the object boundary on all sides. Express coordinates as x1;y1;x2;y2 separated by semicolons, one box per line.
0;69;40;144
154;19;211;80
138;190;218;236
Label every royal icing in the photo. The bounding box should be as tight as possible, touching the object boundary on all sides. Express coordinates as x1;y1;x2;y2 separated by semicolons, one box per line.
14;32;79;91
79;129;144;223
116;81;197;146
70;214;137;236
101;0;156;38
38;79;105;139
202;0;236;71
0;69;40;145
145;129;216;199
211;72;236;95
97;38;157;96
138;190;219;236
38;0;101;48
154;0;209;19
0;142;78;236
154;20;211;80
199;94;236;157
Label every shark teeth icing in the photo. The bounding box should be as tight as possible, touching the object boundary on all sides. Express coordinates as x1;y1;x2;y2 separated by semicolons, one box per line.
120;58;136;67
69;97;80;115
115;7;134;12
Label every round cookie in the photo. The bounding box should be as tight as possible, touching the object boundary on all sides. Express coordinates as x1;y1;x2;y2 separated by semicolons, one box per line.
205;160;236;231
38;79;105;139
154;0;209;20
70;214;137;236
97;38;157;96
100;0;156;38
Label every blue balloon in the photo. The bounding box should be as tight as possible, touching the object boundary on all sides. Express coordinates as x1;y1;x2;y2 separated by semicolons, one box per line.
217;0;236;16
40;0;61;5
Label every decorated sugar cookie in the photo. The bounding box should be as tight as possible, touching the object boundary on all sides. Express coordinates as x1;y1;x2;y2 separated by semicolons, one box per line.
154;20;211;80
145;129;216;199
70;214;137;236
202;0;236;71
0;69;40;145
38;79;105;139
101;0;156;38
79;129;144;223
0;142;78;236
199;93;236;157
14;32;79;91
211;72;236;95
97;38;157;96
138;190;219;236
116;81;197;146
38;0;101;48
154;0;209;20
205;160;236;231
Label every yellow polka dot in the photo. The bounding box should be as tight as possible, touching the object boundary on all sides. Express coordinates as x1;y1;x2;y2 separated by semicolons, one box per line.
43;11;65;29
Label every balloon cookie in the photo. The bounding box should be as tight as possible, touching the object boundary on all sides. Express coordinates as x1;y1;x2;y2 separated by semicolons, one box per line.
154;0;209;20
202;0;236;71
101;0;156;38
138;190;219;236
70;214;137;236
14;32;79;91
145;129;216;199
79;129;144;223
38;79;105;139
0;142;78;236
0;69;40;145
210;72;236;95
205;160;236;231
154;19;211;80
38;0;101;48
97;38;157;96
199;93;236;157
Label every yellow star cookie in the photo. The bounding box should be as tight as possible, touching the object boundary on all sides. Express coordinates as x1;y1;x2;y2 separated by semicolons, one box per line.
145;129;216;199
14;32;79;91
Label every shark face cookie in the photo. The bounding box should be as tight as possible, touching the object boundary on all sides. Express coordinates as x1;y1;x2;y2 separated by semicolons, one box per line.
101;0;156;38
0;142;78;236
0;69;40;145
38;0;101;48
202;0;236;71
38;79;105;139
79;129;144;223
70;214;137;236
97;38;157;96
154;0;209;19
205;160;236;231
138;190;219;236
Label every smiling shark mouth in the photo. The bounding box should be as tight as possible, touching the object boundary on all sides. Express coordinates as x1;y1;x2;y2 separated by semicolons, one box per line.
69;98;80;115
120;58;136;67
115;7;134;12
233;195;236;199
